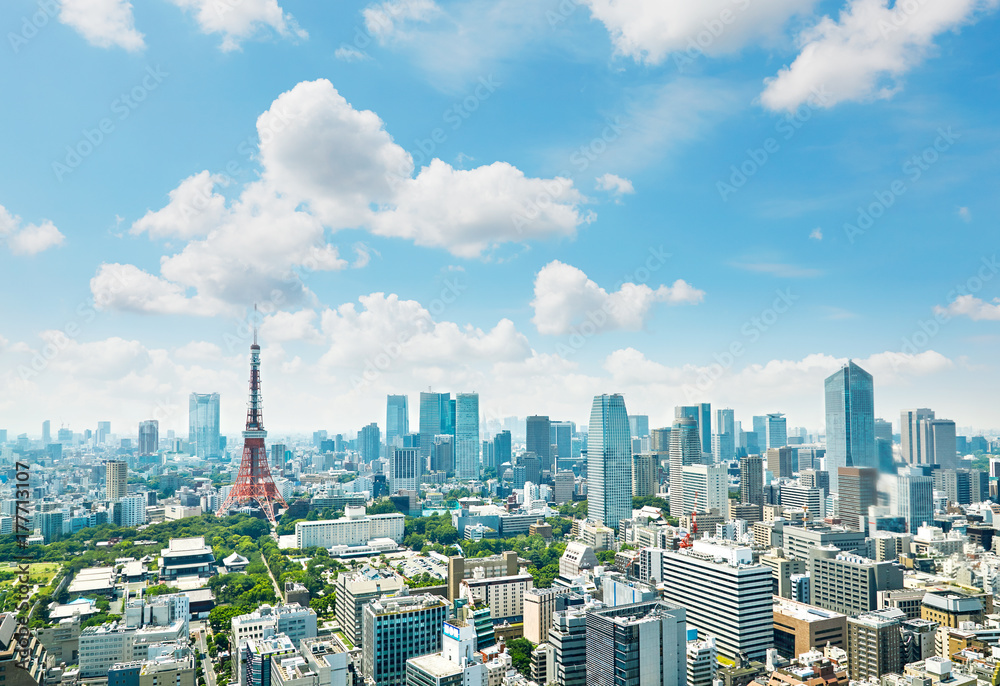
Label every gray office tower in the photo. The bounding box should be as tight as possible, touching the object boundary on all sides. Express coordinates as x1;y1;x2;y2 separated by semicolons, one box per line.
455;392;480;480
588;395;631;531
586;601;686;686
825;361;875;495
419;392;451;465
138;420;158;456
386;395;409;449
493;430;512;469
189;392;221;459
669;417;702;519
527;416;552;473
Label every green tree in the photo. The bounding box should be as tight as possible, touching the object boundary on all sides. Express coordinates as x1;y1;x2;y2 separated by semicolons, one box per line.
506;638;535;675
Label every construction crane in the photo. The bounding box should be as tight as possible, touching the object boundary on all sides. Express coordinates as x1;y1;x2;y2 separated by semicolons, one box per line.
679;492;698;549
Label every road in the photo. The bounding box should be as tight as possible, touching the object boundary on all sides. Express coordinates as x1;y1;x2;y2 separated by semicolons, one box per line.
263;555;283;601
192;622;218;686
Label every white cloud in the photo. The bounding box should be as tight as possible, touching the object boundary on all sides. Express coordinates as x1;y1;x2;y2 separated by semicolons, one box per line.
167;0;306;51
935;295;1000;321
59;0;145;51
98;79;586;315
130;172;229;240
335;45;371;62
531;260;704;336
363;0;442;41
958;207;972;222
595;173;635;198
90;263;232;316
810;227;823;240
0;204;65;256
761;0;999;111
583;0;816;64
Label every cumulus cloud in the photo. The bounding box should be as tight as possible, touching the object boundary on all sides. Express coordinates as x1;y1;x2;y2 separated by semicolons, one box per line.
59;0;145;51
99;79;586;315
531;260;704;336
761;0;999;111
167;0;306;51
130;172;229;240
595;173;635;199
583;0;816;64
935;295;1000;321
90;263;233;316
0;204;65;256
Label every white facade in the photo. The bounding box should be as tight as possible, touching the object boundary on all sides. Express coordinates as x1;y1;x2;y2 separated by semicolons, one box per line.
462;573;533;621
295;511;405;549
681;464;728;515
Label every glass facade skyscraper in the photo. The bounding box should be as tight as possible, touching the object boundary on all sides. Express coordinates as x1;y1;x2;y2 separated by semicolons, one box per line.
385;395;409;450
455;392;480;480
669;417;702;518
526;415;552;473
419;392;450;465
825;360;876;494
189;392;221;459
587;394;631;530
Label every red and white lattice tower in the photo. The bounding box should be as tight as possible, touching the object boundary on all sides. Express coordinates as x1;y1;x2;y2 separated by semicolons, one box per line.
217;319;286;525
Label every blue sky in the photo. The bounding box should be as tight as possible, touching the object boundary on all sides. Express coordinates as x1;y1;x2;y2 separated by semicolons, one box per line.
1;0;998;438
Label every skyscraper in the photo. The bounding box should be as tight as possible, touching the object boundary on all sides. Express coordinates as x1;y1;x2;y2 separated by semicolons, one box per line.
189;393;221;459
712;408;735;462
138;419;158;456
838;467;877;532
825;361;875;494
492;430;512;469
669;417;702;519
628;415;650;438
97;421;111;445
455;393;480;480
41;420;50;444
677;405;711;455
550;421;573;467
359;423;380;463
751;415;766;454
419;392;450;465
390;447;421;493
587;394;631;530
526;416;552;473
740;455;764;511
900;408;934;464
897;468;933;534
386;395;409;450
767;447;795;479
922;418;957;469
874;418;893;444
586;601;686;686
765;413;787;451
106;460;127;501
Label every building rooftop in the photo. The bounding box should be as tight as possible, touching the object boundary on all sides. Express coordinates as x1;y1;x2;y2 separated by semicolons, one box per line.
407;653;463;678
773;598;846;622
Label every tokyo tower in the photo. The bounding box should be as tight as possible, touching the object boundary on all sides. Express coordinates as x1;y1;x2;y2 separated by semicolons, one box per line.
217;319;287;525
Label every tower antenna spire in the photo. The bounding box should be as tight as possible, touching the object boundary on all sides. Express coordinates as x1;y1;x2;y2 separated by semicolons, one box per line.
253;303;258;346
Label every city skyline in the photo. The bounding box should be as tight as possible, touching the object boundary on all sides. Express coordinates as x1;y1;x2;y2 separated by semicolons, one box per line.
1;2;999;435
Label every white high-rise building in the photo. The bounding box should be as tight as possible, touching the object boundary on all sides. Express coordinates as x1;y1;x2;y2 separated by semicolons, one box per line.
669;417;701;520
660;540;773;661
455;393;480;480
390;447;421;493
681;464;728;515
900;408;935;464
119;494;147;527
587;394;631;531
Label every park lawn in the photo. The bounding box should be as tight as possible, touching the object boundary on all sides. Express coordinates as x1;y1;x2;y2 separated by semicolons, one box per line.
0;562;61;587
